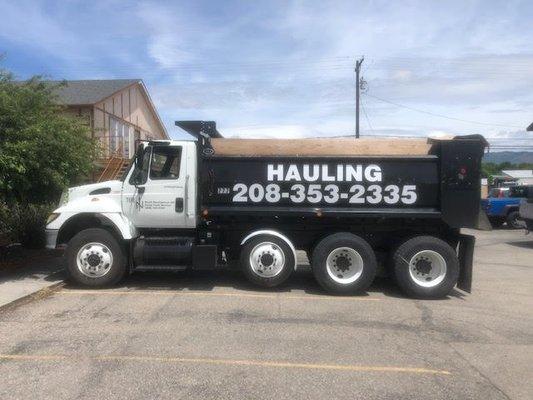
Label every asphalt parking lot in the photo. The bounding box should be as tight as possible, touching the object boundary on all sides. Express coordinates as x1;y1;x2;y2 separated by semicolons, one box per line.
0;229;532;400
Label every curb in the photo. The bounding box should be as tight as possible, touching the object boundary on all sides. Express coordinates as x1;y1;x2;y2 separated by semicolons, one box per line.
0;277;65;312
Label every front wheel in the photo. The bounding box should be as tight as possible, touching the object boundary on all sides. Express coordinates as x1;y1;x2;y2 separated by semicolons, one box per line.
311;233;377;295
506;211;523;229
65;228;127;287
392;236;459;299
240;235;295;287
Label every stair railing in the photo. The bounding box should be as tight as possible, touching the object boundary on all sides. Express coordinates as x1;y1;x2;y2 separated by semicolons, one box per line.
97;137;125;182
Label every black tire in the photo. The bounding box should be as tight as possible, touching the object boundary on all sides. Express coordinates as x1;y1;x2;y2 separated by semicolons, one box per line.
311;233;377;295
392;236;459;299
506;210;523;229
240;235;295;287
65;228;127;287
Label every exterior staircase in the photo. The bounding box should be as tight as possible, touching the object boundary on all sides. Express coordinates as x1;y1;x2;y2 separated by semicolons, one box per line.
97;156;130;182
94;137;132;182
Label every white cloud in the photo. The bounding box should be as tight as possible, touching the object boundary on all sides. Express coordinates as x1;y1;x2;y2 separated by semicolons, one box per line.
135;2;197;69
2;0;532;149
0;1;79;61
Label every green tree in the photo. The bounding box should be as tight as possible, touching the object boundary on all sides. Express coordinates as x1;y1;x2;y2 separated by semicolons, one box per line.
481;161;533;182
481;162;500;178
0;69;98;205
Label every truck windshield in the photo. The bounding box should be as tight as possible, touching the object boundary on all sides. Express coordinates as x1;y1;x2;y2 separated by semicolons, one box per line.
120;162;133;182
489;188;508;198
128;147;151;185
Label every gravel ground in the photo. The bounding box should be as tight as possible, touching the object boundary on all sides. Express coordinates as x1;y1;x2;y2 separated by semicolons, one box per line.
0;228;531;399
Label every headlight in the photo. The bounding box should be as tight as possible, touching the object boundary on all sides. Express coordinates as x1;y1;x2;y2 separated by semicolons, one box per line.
46;213;61;224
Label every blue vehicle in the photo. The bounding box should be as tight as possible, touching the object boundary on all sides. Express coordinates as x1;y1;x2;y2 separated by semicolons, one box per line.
481;186;529;228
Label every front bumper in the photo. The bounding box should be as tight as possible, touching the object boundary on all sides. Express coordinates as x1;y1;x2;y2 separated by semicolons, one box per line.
45;229;59;250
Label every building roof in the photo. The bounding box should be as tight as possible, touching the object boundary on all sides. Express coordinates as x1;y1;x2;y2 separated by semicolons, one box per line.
502;170;533;179
518;177;533;185
48;79;140;105
43;79;169;138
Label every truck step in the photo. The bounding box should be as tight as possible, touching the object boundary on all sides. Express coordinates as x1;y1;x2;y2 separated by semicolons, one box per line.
134;236;195;267
133;265;188;272
144;236;194;245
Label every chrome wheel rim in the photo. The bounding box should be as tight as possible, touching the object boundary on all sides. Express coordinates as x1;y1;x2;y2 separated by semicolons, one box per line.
76;242;113;278
408;250;447;288
326;247;364;284
249;242;285;278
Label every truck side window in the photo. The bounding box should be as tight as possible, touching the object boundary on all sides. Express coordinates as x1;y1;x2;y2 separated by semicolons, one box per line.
129;148;151;185
150;147;182;180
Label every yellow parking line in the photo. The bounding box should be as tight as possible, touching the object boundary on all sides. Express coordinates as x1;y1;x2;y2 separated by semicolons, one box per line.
0;354;450;375
57;289;380;301
1;354;69;361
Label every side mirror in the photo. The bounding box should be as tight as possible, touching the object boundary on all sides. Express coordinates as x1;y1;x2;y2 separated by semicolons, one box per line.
135;144;144;169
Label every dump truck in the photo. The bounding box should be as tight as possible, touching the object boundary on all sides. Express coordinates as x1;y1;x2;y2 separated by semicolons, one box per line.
45;121;489;298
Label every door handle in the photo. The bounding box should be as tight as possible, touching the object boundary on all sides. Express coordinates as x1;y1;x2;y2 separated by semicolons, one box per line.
184;174;190;217
175;198;184;212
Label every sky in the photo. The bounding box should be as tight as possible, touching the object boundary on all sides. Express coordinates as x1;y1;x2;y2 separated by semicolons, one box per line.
1;0;532;149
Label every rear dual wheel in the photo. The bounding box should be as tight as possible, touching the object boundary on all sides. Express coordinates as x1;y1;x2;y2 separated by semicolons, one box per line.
312;233;460;298
312;233;377;295
392;236;459;299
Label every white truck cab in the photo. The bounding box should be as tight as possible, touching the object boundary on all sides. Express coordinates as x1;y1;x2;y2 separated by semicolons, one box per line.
45;138;215;288
121;140;198;229
46;140;197;246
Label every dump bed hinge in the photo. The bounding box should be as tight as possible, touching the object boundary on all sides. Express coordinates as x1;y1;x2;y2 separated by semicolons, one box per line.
175;121;223;140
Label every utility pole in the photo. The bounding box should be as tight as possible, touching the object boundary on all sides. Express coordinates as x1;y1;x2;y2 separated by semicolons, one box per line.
355;56;364;138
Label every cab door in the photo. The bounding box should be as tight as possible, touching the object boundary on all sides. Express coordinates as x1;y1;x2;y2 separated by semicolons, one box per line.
122;144;195;228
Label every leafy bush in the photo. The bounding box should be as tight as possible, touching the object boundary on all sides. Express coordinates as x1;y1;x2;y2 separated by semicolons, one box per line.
0;69;98;205
0;66;98;248
0;203;53;248
0;201;9;245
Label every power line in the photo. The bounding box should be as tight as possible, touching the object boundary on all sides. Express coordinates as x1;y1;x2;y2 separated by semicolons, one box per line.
489;146;533;149
364;93;524;129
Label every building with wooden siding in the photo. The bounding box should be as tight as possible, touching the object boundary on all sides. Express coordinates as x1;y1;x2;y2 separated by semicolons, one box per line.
51;79;168;180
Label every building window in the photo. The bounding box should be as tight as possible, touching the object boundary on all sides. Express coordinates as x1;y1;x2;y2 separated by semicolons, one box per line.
109;117;133;158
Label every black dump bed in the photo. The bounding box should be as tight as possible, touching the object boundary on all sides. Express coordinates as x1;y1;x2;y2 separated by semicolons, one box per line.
176;122;488;229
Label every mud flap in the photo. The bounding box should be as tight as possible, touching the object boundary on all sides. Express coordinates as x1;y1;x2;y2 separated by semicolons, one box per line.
476;209;492;231
457;234;475;292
